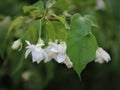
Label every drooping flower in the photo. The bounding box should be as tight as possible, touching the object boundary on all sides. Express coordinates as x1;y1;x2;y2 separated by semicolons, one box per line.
25;40;48;64
95;47;111;64
11;39;22;51
45;41;73;68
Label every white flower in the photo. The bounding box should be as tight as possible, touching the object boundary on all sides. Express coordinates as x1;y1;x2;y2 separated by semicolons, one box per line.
95;0;106;10
45;41;73;68
25;40;48;64
11;39;22;51
95;47;111;64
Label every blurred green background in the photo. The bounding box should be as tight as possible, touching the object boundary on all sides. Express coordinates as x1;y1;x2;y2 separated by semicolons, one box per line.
0;0;120;90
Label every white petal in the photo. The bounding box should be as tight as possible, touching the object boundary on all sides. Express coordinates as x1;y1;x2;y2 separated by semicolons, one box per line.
95;57;104;64
95;47;111;64
40;48;49;63
48;42;59;52
58;42;66;53
18;44;22;51
57;45;64;53
50;47;59;53
25;49;31;59
25;40;31;45
47;41;69;64
25;40;47;64
63;56;73;68
101;50;111;62
56;54;66;63
35;54;44;63
32;50;44;63
44;47;55;63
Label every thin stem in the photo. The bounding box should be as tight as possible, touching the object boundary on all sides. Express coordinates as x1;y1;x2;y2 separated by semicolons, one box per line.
38;19;42;39
35;16;71;23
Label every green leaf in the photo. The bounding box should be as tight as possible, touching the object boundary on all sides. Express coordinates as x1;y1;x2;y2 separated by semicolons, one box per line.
84;15;98;28
43;21;67;42
70;14;92;37
66;14;98;76
8;16;25;33
67;33;97;76
52;14;70;30
23;1;44;17
53;22;68;41
46;0;56;9
23;20;39;43
44;20;56;41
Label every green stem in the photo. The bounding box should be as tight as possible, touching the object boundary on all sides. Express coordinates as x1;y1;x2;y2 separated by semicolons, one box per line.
38;19;42;39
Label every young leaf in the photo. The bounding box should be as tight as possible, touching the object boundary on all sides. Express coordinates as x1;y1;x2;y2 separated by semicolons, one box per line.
23;1;44;17
44;21;56;41
43;21;67;42
52;14;70;30
22;20;39;43
8;16;25;33
46;0;56;9
53;21;68;41
84;15;98;28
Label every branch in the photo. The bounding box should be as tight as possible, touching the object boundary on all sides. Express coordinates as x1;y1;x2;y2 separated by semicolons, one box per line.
35;16;71;22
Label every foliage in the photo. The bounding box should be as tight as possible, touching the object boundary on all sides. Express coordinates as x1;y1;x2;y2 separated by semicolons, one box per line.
7;0;98;77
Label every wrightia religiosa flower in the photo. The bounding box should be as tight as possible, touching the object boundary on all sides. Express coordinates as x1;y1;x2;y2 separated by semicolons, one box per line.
95;47;111;64
11;39;22;51
45;41;73;68
25;40;48;64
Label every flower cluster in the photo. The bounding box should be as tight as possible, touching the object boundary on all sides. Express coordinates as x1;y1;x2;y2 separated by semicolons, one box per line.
95;47;111;64
11;39;111;68
24;40;73;68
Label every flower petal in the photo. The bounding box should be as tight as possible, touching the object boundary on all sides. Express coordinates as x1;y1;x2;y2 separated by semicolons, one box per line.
25;40;31;45
32;50;44;63
40;48;49;63
95;57;104;64
25;49;31;59
50;47;59;53
95;47;111;64
101;49;111;62
56;53;66;63
63;56;73;68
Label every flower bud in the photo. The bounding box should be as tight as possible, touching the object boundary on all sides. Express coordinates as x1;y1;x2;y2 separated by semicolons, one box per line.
11;39;22;51
95;47;111;64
